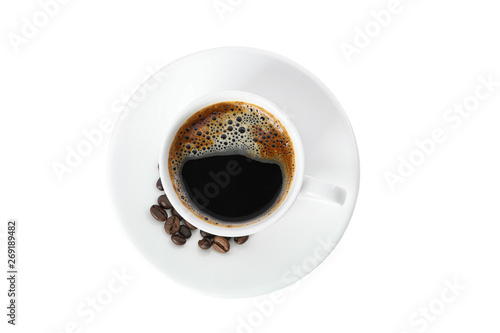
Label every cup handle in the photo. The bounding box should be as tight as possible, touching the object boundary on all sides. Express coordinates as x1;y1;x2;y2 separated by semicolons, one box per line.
298;175;347;206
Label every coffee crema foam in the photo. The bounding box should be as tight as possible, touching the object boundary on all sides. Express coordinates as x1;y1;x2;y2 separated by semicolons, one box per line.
168;101;295;227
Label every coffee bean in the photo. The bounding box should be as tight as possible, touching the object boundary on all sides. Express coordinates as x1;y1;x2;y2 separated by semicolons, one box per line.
178;225;191;239
171;234;186;245
198;237;212;250
150;205;167;222
212;236;230;253
157;195;173;209
184;220;197;230
234;236;249;245
171;209;183;220
156;178;163;191
225;237;231;241
164;216;181;235
200;230;215;238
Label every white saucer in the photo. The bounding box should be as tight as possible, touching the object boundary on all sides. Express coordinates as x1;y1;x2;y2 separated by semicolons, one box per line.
108;47;359;298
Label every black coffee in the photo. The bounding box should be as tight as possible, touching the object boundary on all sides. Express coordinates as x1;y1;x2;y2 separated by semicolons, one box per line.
168;101;295;226
181;154;283;222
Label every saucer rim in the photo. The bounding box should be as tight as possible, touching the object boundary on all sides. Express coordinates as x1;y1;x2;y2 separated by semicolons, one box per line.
107;46;360;298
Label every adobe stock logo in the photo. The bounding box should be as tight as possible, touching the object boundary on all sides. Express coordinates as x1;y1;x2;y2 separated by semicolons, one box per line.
235;234;337;333
339;0;421;63
7;0;72;53
385;74;499;191
213;0;245;21
51;64;166;182
51;267;134;333
398;278;466;333
191;160;242;207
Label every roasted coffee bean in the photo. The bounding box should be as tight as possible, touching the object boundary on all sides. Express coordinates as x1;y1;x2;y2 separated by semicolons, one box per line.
184;220;197;230
198;237;212;250
171;234;186;245
212;236;230;253
157;195;173;209
225;237;231;241
156;178;163;191
234;236;249;245
164;216;181;235
150;205;167;222
200;230;215;238
178;225;191;239
171;209;183;220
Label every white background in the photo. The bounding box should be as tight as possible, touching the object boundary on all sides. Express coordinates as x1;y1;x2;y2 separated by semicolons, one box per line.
1;0;499;332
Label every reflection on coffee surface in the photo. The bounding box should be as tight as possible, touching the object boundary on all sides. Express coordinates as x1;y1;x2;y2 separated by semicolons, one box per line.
168;101;295;227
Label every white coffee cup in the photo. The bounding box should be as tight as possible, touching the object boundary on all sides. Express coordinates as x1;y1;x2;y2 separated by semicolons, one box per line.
159;91;345;237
